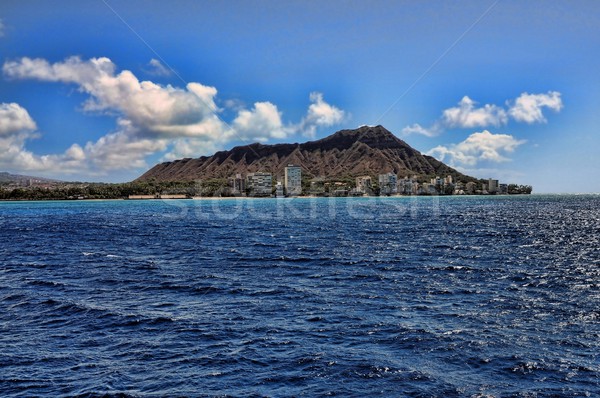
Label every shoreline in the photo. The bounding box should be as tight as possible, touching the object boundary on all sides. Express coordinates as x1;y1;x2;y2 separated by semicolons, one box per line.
1;193;577;203
0;198;126;202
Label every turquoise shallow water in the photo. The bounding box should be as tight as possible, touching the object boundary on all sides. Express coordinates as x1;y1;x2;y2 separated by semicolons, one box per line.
0;195;599;397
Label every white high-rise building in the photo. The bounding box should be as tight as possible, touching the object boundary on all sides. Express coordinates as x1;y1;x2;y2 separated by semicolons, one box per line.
284;165;302;196
488;178;499;194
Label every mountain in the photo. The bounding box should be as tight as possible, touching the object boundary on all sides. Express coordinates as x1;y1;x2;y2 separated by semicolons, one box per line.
136;125;476;183
0;172;59;184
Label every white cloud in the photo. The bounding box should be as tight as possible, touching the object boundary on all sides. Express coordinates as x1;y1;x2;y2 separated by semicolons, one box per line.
427;130;526;166
298;92;346;137
146;58;172;77
404;92;563;138
64;143;86;161
84;131;168;170
508;91;563;123
0;132;37;169
0;19;5;37
3;56;221;139
230;92;347;141
401;123;439;137
306;92;345;126
232;101;286;141
3;56;116;84
2;56;229;173
0;102;42;171
0;103;88;174
442;96;508;128
2;56;348;177
0;103;37;135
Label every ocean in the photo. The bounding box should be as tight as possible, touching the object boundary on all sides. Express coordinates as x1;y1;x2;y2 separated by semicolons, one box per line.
1;195;599;397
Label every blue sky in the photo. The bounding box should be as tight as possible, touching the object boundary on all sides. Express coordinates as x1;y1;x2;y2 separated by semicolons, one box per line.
0;0;598;192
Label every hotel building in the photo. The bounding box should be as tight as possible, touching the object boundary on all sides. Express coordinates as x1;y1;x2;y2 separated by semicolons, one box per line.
284;165;302;196
246;172;272;196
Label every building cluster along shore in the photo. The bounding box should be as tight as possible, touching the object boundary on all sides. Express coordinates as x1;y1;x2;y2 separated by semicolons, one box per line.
223;165;532;198
0;165;532;201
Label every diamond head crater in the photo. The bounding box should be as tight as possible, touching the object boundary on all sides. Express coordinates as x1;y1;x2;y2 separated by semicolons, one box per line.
134;125;530;198
0;125;531;200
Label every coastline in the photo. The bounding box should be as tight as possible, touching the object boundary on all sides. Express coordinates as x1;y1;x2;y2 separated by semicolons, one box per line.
0;193;559;203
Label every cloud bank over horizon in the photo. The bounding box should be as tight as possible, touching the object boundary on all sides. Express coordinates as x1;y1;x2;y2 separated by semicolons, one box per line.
1;56;347;177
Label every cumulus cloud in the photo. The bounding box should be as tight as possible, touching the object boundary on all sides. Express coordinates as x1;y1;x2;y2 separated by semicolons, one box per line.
85;132;168;170
0;135;44;172
403;92;562;137
0;102;41;170
230;92;346;141
2;56;232;173
508;91;563;123
298;92;346;137
3;56;221;139
442;96;508;128
2;56;348;176
232;101;286;141
0;103;37;135
0;102;89;174
427;130;526;166
146;58;172;77
4;56;115;84
401;123;440;137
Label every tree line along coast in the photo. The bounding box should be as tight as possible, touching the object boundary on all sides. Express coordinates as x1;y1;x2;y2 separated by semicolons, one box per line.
0;174;532;201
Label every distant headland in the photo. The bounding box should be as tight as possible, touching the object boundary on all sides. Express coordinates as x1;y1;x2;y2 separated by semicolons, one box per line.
134;125;531;198
0;126;531;200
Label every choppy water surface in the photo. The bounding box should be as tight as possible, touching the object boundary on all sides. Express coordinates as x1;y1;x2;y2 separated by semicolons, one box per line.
1;195;599;397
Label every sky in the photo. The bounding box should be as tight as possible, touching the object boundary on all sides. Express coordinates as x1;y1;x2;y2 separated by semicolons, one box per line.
0;0;599;192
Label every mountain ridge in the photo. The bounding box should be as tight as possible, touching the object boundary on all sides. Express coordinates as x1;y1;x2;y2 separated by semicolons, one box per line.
0;172;60;184
136;125;477;183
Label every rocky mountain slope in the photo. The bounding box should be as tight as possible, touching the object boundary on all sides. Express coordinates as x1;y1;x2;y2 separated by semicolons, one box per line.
136;125;476;183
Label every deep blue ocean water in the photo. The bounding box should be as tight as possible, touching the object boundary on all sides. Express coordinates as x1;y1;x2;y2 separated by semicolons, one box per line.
0;195;599;397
